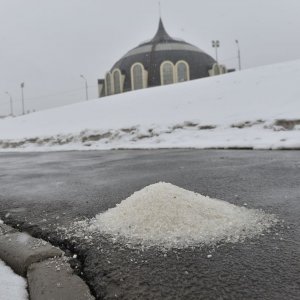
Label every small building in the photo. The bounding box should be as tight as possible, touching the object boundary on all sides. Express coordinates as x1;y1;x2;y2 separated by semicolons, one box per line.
98;19;227;97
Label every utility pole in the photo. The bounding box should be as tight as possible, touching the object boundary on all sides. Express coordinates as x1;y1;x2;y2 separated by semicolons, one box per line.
20;82;25;115
212;40;220;63
80;74;89;101
235;40;242;71
5;92;14;116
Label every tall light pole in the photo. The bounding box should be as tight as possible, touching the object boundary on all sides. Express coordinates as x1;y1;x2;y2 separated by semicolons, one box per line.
235;40;242;71
20;82;25;115
212;40;220;63
80;74;89;101
5;92;14;116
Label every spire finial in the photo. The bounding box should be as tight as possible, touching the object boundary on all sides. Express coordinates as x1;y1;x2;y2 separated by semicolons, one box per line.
158;1;162;19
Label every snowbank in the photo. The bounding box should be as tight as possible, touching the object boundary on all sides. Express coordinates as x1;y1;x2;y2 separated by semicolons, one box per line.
0;60;300;150
88;182;277;248
0;219;28;300
0;259;28;300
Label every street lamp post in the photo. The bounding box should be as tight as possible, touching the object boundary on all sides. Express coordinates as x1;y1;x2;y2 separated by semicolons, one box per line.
80;74;89;101
212;40;220;63
5;92;14;116
235;40;242;71
20;82;25;115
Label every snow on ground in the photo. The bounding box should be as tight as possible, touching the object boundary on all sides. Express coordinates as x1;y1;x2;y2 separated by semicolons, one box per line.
87;182;277;248
0;60;300;151
0;260;28;300
0;219;28;299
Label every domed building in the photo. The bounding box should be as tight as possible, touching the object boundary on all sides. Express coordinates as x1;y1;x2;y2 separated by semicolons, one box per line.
98;19;227;97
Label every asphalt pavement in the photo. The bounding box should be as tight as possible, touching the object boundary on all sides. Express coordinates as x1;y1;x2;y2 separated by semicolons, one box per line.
0;150;299;299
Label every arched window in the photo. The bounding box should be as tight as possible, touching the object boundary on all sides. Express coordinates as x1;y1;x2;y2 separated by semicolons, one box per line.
131;63;147;90
112;69;123;94
160;61;175;85
212;64;220;76
219;65;227;74
176;61;190;82
105;72;113;96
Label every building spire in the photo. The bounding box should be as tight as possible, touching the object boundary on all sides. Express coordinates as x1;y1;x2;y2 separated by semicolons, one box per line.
151;17;172;43
158;1;162;18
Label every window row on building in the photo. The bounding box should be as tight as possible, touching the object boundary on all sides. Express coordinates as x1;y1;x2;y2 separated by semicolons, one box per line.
208;63;227;76
105;60;190;96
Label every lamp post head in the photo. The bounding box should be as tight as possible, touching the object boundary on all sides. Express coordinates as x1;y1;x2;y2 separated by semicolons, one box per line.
20;82;25;88
5;91;12;99
212;40;220;48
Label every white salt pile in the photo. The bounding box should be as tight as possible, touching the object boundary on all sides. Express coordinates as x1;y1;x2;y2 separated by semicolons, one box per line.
89;182;277;248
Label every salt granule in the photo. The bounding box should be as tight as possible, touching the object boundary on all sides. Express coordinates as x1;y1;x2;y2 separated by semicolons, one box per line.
89;182;277;248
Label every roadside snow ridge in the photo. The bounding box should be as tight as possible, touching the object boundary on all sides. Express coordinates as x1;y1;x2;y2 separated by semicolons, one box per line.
89;182;277;248
0;259;28;300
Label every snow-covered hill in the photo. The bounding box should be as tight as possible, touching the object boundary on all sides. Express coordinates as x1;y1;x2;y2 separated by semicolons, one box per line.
1;60;300;151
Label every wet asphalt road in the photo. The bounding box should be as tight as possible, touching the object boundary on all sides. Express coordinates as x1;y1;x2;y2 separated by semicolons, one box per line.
0;150;299;300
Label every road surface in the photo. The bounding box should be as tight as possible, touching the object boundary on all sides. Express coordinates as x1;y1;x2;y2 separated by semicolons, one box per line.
0;150;299;299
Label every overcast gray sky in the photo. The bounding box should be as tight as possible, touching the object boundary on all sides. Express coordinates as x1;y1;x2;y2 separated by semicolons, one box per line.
1;0;300;116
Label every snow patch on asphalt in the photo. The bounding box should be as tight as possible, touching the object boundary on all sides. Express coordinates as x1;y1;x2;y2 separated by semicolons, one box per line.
88;182;278;248
0;259;28;300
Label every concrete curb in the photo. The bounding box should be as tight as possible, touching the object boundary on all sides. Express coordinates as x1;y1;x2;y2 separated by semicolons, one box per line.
0;222;94;300
28;258;94;300
0;231;63;276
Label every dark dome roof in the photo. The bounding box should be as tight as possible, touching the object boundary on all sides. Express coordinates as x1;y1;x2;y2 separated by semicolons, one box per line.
110;19;216;92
